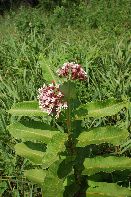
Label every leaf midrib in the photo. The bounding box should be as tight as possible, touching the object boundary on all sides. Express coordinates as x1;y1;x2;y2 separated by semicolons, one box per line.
88;103;126;114
79;132;127;144
12;128;57;138
85;163;131;170
87;191;124;197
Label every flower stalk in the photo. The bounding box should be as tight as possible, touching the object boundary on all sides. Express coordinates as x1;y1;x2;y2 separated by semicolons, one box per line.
37;62;88;194
66;80;82;190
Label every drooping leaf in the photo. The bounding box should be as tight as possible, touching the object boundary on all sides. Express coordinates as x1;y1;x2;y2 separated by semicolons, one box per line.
42;133;68;169
75;99;128;119
87;181;131;197
8;101;47;116
15;142;45;165
8;121;59;144
77;126;129;147
83;156;131;176
24;169;46;186
39;55;59;83
42;160;64;197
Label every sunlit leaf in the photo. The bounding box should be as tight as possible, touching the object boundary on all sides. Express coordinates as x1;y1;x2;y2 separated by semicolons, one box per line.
60;81;77;100
42;160;64;197
8;101;47;116
77;126;129;147
0;182;7;196
24;169;46;186
87;181;131;197
75;99;128;119
8;121;59;144
39;55;59;83
83;156;131;176
15;142;45;165
42;133;68;169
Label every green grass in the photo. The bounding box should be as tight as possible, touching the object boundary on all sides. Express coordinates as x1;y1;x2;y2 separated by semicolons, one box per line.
0;0;130;196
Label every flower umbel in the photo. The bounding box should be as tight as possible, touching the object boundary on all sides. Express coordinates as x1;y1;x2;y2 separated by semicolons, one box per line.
38;82;67;118
57;62;87;80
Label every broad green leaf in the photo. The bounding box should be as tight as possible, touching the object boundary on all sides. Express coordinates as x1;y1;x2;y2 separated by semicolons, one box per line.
8;121;59;144
60;81;77;100
8;101;47;116
47;133;68;155
64;182;80;197
15;142;45;165
64;175;80;197
83;156;131;176
0;182;7;195
77;126;129;147
57;157;74;179
87;181;131;197
42;153;59;169
24;169;46;186
42;160;64;197
39;55;59;83
42;133;68;169
75;99;128;119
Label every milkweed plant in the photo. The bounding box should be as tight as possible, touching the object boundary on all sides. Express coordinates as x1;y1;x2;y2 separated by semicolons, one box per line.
7;60;131;196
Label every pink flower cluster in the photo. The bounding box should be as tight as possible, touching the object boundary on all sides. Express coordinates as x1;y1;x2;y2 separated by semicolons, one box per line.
37;82;67;118
38;62;87;118
57;62;87;80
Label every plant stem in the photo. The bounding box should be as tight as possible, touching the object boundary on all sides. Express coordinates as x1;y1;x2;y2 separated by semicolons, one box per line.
66;80;71;137
66;81;82;191
66;81;74;155
67;98;74;156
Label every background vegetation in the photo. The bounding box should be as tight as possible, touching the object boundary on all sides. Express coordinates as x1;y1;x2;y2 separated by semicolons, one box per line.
0;0;131;196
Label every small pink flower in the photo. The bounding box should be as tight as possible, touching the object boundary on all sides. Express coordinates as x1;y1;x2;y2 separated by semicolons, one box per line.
37;82;67;118
57;62;87;80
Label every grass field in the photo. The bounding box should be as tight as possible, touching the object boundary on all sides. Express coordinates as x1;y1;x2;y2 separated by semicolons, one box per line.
0;0;131;196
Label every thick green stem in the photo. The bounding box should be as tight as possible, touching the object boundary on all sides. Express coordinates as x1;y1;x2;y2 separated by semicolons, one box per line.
66;81;75;155
66;98;74;156
66;81;82;191
67;100;71;137
66;80;71;139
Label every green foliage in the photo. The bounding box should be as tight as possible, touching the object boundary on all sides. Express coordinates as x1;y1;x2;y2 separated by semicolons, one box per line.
0;182;8;196
42;160;65;197
15;142;45;165
38;54;60;84
83;156;131;176
42;133;68;169
121;139;131;154
8;101;47;116
60;81;77;100
75;99;128;119
15;8;45;35
87;181;131;197
7;121;59;143
7;95;131;196
24;169;46;186
77;126;129;147
0;0;131;196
